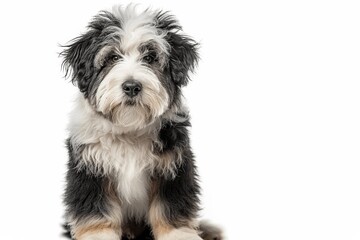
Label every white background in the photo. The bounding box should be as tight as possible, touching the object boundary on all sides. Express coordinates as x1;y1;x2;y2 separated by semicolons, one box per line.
0;0;359;239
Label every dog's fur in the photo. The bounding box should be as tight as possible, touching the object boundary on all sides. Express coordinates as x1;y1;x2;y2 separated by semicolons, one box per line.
61;5;222;240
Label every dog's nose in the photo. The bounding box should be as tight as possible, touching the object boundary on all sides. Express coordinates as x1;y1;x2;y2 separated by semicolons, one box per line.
122;80;142;97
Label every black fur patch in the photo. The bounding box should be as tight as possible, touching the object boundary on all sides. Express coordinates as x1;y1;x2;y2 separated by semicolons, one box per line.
158;118;191;151
156;119;201;226
156;12;200;86
158;150;201;227
64;139;110;221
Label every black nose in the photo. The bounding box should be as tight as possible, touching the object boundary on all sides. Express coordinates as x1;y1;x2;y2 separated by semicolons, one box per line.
122;80;142;97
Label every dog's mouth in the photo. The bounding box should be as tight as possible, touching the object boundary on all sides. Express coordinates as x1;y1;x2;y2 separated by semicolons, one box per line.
107;101;155;129
125;99;137;106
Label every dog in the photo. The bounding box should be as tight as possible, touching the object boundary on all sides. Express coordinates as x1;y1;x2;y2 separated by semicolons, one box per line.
61;5;222;240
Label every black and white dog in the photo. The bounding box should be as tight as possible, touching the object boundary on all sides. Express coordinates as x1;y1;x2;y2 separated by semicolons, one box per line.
61;5;222;240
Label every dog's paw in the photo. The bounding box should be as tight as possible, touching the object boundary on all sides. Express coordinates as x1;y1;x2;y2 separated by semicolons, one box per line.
201;232;223;240
78;229;119;240
159;227;202;240
199;221;223;240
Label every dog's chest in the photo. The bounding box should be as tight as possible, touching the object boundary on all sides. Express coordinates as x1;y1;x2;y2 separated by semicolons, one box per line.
113;140;151;220
114;140;149;186
82;134;156;219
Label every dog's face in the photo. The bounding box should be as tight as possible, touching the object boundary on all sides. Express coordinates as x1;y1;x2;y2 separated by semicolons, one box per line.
62;6;198;130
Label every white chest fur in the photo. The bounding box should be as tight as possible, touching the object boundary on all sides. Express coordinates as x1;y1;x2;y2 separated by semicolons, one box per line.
81;131;156;221
113;137;152;221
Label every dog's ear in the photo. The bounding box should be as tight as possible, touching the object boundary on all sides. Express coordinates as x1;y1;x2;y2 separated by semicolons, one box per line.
61;29;100;94
167;32;199;86
156;12;199;86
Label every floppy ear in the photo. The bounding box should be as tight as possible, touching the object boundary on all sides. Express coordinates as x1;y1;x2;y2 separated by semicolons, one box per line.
155;12;199;86
167;32;199;86
61;30;100;94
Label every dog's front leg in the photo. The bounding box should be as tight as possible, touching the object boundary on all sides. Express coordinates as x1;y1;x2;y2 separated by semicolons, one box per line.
64;170;121;240
64;142;122;240
149;160;202;240
149;196;202;240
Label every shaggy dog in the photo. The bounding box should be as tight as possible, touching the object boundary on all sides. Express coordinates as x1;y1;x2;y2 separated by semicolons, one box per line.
61;5;222;240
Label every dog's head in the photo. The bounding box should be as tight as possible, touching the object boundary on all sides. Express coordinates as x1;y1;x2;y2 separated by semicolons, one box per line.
61;5;198;130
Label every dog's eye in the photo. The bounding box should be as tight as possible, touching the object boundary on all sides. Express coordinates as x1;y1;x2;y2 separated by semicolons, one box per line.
143;54;156;64
108;54;121;62
111;54;121;62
